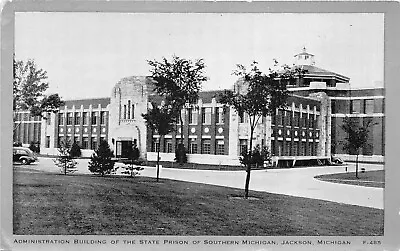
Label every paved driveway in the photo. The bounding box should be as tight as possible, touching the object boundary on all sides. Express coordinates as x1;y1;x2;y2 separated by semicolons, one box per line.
27;157;384;209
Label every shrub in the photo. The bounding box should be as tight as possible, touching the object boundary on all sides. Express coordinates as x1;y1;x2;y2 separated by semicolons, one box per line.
29;141;40;153
175;143;187;164
70;141;82;158
88;140;115;176
239;145;271;168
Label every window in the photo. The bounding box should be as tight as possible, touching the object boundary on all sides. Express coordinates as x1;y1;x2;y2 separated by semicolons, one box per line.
58;113;64;125
202;107;211;124
91;137;97;150
165;139;173;153
46;113;51;125
216;107;224;124
82;112;88;125
82;137;89;149
351;100;361;114
189;139;198;154
100;111;106;125
131;104;135;119
215;140;225;155
66;136;72;144
309;116;314;128
278;110;284;126
74;112;81;125
365;99;374;114
127;100;131;119
152;139;160;152
91;112;97;125
67;112;73;125
239;139;248;155
293;112;300;127
301;113;307;128
123;105;127;119
188;108;198;125
201;139;211;154
45;136;50;148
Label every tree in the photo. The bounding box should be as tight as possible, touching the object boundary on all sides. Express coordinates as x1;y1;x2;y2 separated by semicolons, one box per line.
341;117;373;179
142;102;176;181
70;141;82;158
13;58;64;134
219;61;306;198
120;144;143;177
53;139;77;175
88;140;115;176
147;55;208;164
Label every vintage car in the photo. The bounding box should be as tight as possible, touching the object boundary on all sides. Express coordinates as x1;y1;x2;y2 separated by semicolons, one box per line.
13;147;38;165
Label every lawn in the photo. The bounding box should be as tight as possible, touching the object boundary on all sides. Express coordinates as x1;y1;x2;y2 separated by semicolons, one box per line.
13;166;384;236
315;170;384;188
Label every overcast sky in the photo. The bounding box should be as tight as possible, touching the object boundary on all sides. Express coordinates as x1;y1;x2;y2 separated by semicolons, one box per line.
15;12;384;100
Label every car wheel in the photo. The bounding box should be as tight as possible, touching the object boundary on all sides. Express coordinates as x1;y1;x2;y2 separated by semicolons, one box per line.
21;159;28;165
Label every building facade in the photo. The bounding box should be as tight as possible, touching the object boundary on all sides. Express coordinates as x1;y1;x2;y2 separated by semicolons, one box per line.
14;49;385;165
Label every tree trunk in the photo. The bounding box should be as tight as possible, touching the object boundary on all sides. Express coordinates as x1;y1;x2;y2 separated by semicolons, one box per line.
355;154;359;179
179;111;185;164
156;136;162;182
244;127;254;199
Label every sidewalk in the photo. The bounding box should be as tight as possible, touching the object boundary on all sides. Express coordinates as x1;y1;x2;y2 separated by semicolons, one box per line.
30;157;384;209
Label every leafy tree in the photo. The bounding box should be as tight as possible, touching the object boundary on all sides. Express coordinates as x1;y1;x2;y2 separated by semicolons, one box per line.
219;60;306;198
142;102;176;181
88;140;115;176
53;139;77;175
341;117;374;178
147;55;208;163
70;141;82;158
13;58;64;134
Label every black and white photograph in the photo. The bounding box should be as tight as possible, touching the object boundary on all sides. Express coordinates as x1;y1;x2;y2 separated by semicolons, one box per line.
2;1;400;251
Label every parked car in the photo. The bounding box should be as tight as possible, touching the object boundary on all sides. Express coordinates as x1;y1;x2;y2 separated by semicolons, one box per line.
330;156;344;165
13;147;38;165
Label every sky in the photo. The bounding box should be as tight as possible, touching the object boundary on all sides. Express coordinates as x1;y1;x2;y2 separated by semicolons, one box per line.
15;12;384;100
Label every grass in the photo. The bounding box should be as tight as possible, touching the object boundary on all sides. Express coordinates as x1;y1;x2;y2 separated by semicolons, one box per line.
315;170;384;188
13;166;384;236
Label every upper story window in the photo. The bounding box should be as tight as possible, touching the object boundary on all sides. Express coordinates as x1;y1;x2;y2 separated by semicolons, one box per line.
131;104;135;119
91;111;98;125
46;113;51;125
188;108;198;125
216;107;224;124
100;111;106;125
82;112;88;125
351;100;361;114
202;108;212;125
74;112;81;125
127;100;131;119
123;105;127;119
58;113;64;125
66;112;73;125
365;99;374;114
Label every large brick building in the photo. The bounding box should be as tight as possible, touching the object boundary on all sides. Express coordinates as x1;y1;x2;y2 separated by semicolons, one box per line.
14;48;385;165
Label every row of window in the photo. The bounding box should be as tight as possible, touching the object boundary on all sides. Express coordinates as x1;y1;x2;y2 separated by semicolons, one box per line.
272;111;319;128
271;140;318;156
180;107;225;125
332;99;381;114
47;136;106;150
151;138;226;155
123;100;135;120
58;111;107;126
